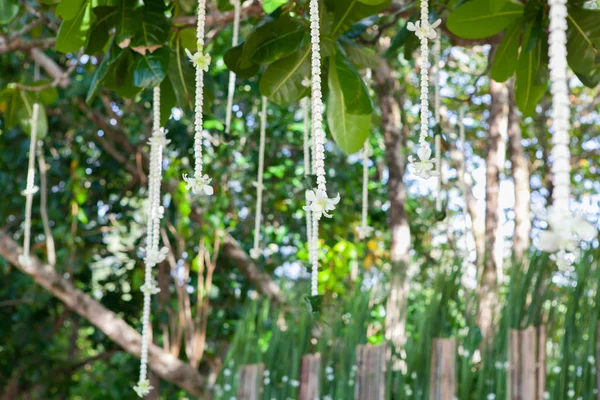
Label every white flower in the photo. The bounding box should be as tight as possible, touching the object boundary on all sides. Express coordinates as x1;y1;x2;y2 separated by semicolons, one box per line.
140;279;160;295
264;377;271;385
185;48;211;71
355;225;374;239
304;189;340;219
152;206;165;220
282;375;289;383
133;379;153;398
536;206;596;256
144;246;169;266
407;19;441;40
148;129;170;147
249;248;261;260
224;368;231;376
588;356;595;365
224;384;232;392
183;174;214;196
325;366;334;374
408;145;439;179
291;380;300;387
21;186;39;196
301;77;311;87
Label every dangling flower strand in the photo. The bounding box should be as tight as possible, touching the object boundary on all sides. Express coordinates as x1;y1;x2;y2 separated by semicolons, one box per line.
135;87;168;398
356;143;373;240
408;0;441;180
250;97;267;260
20;103;40;267
225;0;241;134
535;0;597;263
301;97;314;266
183;0;213;197
304;0;339;297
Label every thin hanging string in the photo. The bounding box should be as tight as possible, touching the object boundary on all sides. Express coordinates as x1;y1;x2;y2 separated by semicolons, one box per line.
251;97;267;259
224;0;241;134
302;97;313;265
357;69;372;240
183;0;213;196
135;87;169;398
21;103;40;266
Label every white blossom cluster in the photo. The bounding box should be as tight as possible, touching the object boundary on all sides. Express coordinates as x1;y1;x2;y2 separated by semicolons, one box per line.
536;0;597;262
407;0;441;180
225;0;241;134
183;0;213;197
250;98;268;260
304;0;340;297
20;103;40;267
135;87;169;398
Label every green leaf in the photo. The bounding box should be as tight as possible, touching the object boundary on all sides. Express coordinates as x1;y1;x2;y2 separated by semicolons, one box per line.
133;47;170;88
259;45;311;106
263;0;287;13
329;0;392;36
566;8;600;76
167;39;195;110
340;38;380;69
326;51;372;154
85;6;116;55
223;44;261;80
129;0;170;55
86;40;119;104
115;0;139;48
515;28;547;118
489;0;509;13
104;48;142;98
575;69;600;88
159;76;176;126
251;28;307;64
0;0;19;24
446;0;524;40
55;0;85;20
490;21;522;82
55;0;91;53
17;94;48;139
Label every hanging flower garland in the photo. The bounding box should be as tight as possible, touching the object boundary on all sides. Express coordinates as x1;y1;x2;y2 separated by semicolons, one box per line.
183;0;213;196
224;0;241;134
407;0;441;180
20;103;40;266
304;0;340;297
536;0;596;266
134;87;169;398
250;97;267;260
356;69;373;240
301;97;314;266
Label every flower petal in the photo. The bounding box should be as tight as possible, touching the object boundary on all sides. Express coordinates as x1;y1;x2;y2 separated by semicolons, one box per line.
571;216;597;241
417;145;431;161
536;231;561;252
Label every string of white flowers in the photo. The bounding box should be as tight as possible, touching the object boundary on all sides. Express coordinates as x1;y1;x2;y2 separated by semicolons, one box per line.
407;0;441;180
182;0;213;196
250;97;267;260
433;35;442;211
304;0;340;297
536;0;596;266
20;103;40;266
224;0;241;134
356;69;373;240
134;87;169;398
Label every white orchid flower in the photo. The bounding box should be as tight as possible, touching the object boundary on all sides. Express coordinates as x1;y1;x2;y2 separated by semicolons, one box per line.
183;174;214;196
143;246;169;266
140;279;161;295
536;206;597;265
304;189;340;219
355;225;374;240
407;19;441;40
185;48;211;72
133;379;153;398
21;186;39;196
148;129;170;147
408;145;439;180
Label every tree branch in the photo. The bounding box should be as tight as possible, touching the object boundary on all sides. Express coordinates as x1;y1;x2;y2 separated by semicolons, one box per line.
0;231;206;397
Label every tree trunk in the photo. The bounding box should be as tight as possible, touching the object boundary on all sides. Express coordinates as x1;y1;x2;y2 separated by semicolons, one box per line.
477;80;508;338
0;231;206;396
507;86;531;262
373;61;411;352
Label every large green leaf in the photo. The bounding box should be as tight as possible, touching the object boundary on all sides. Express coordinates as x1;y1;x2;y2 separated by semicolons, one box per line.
129;0;170;55
133;47;170;88
167;39;195;110
575;69;600;88
326;51;372;154
446;0;524;40
159;76;176;126
0;0;19;24
251;28;307;64
328;0;391;36
263;0;287;13
566;8;600;76
515;29;547;118
340;38;380;69
104;49;142;98
55;0;91;53
85;6;116;55
490;21;522;82
55;0;85;20
223;44;261;79
115;0;139;48
259;45;311;106
86;40;120;104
